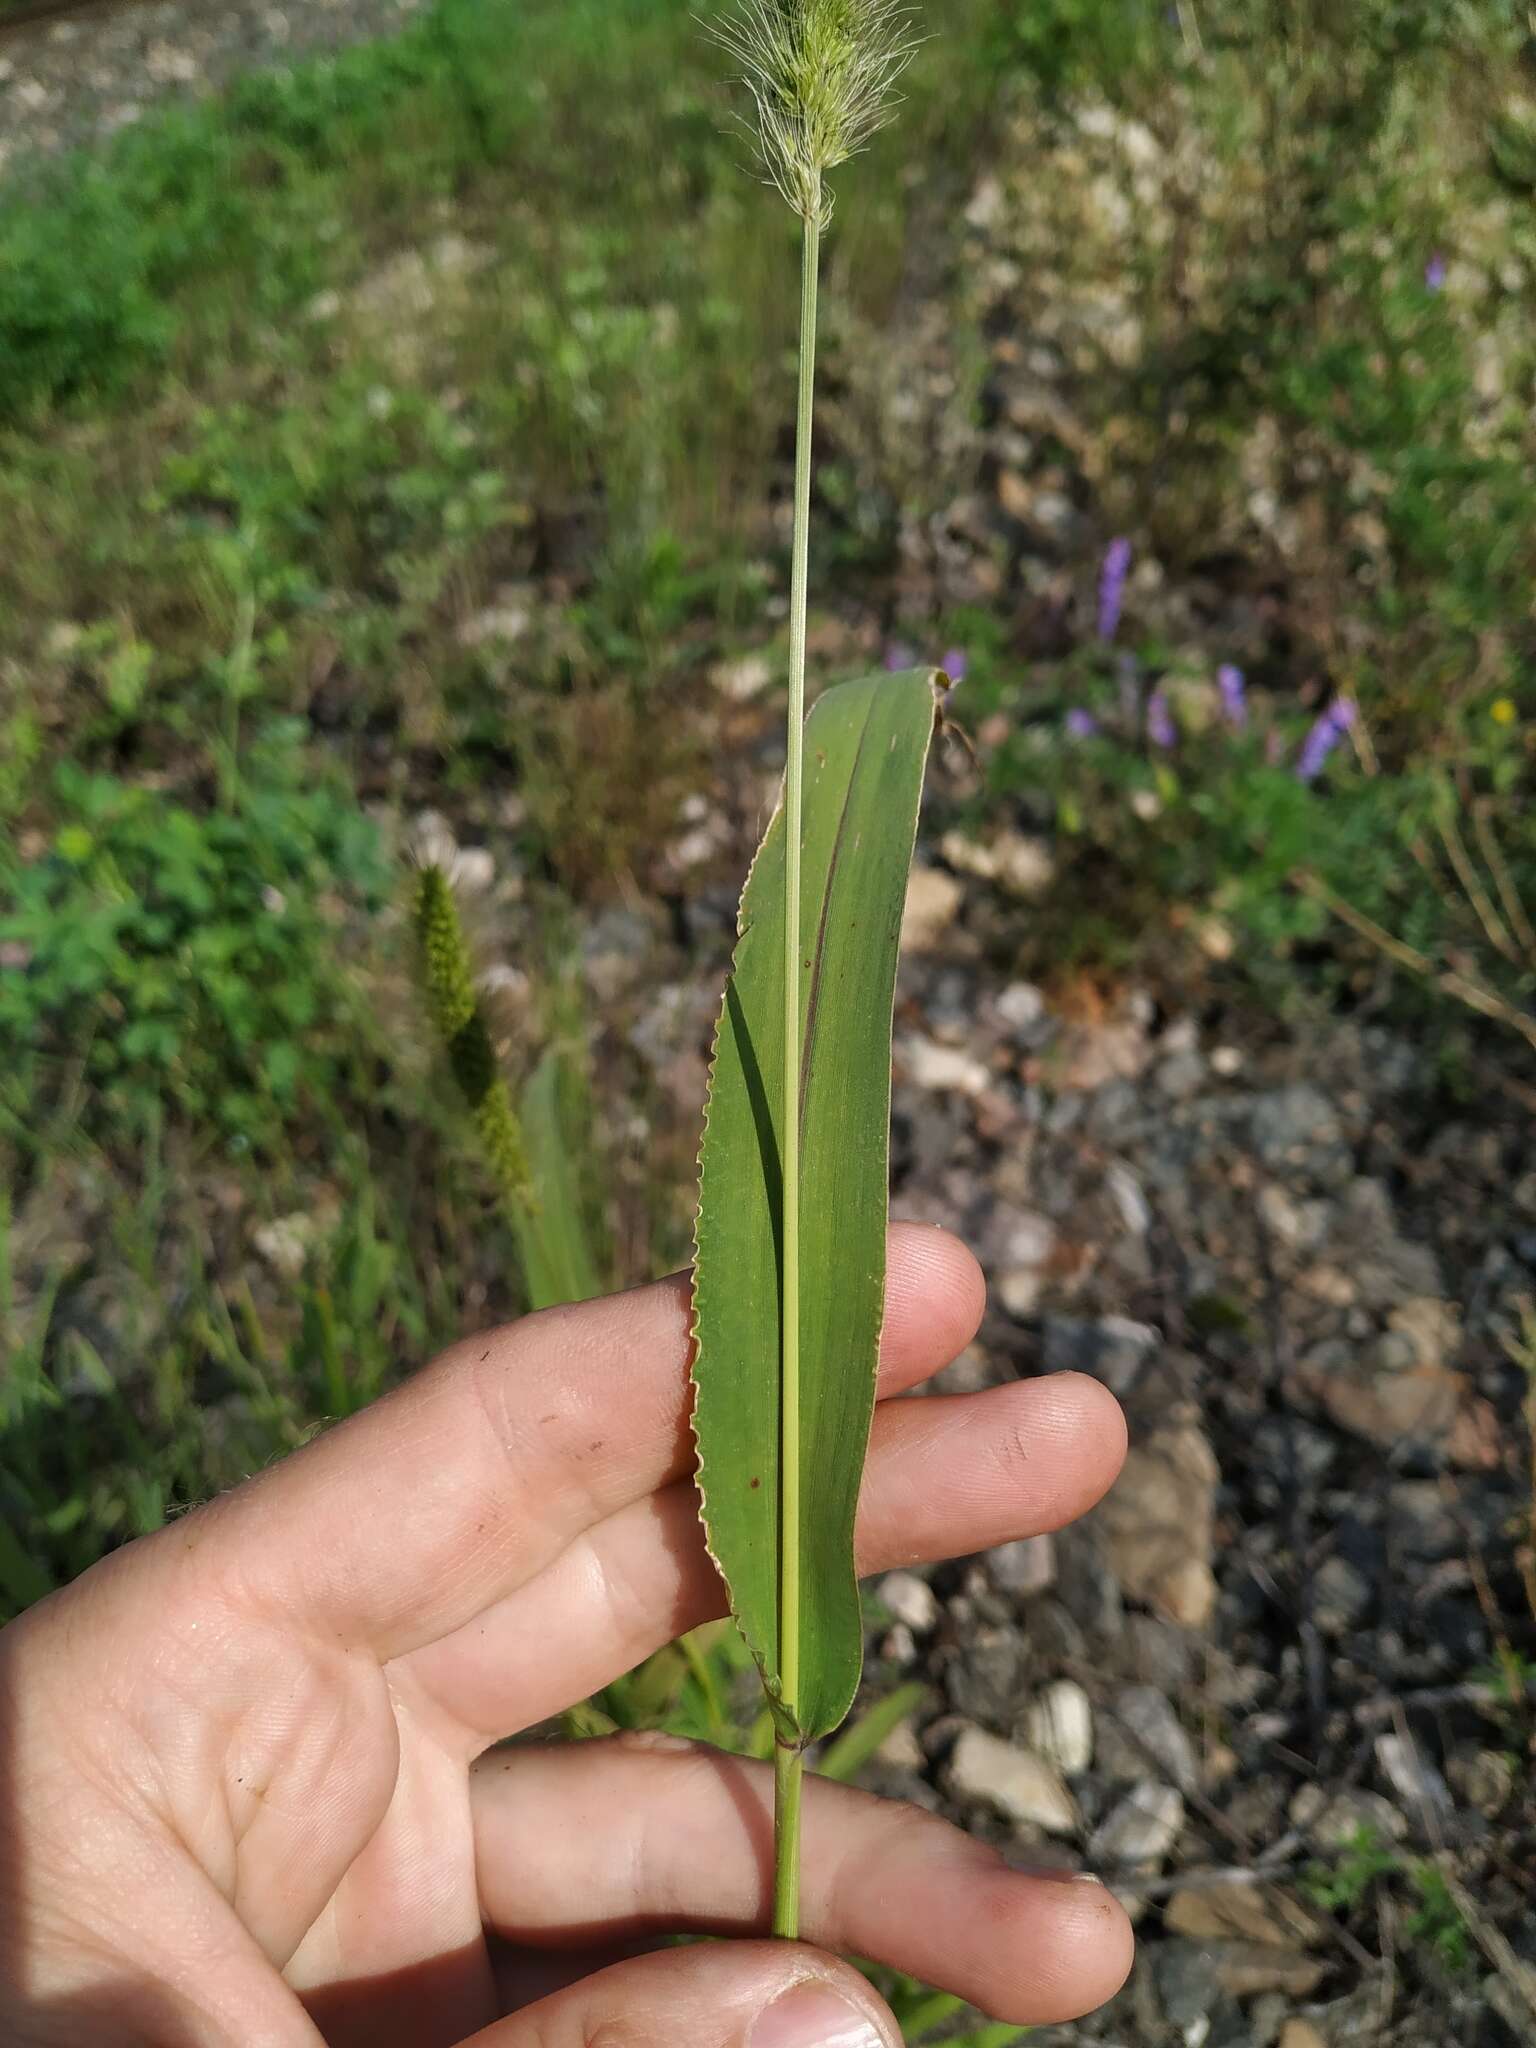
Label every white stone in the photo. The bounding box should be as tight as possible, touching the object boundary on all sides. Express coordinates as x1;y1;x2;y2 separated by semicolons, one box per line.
1106;1163;1151;1236
989;1533;1057;1598
1001;1211;1057;1269
1090;1781;1185;1868
711;653;773;701
452;847;495;894
997;1268;1043;1318
1113;1686;1197;1793
947;1727;1079;1836
996;981;1047;1032
898;1035;991;1098
879;1571;939;1634
252;1212;320;1281
1026;1680;1094;1775
940;828;1055;898
1376;1733;1453;1821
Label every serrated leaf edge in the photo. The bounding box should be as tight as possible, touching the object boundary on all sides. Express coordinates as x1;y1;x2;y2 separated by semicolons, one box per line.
686;670;939;1743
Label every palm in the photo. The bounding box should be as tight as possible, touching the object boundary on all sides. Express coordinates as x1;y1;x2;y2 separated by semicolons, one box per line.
6;1234;1133;2047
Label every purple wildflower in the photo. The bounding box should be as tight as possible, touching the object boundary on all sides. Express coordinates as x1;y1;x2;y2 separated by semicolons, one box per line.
1098;537;1133;642
941;647;970;685
1217;663;1248;729
884;641;918;673
1425;253;1447;293
1147;688;1177;749
1065;707;1099;740
1296;698;1358;783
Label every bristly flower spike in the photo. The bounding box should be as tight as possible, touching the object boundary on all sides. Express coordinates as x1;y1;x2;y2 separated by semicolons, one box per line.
706;0;920;225
414;864;538;1220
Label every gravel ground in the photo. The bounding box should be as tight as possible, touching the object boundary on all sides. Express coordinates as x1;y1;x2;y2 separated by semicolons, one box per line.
0;0;428;174
551;818;1536;2048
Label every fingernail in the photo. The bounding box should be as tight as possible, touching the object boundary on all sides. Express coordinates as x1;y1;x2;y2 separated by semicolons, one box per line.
752;1982;890;2048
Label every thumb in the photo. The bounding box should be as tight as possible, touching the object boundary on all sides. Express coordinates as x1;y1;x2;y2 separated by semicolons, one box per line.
468;1942;906;2048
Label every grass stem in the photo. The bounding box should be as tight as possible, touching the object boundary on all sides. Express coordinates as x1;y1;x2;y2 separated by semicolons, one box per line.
773;1742;807;1938
776;193;821;1939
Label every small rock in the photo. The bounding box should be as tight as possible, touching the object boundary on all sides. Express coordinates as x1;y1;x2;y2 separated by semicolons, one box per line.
1049;1016;1152;1092
1387;1481;1459;1558
945;1627;1026;1723
902;865;965;952
1092;1780;1185;1869
1289;1785;1406;1849
1278;2024;1328;2048
710;652;773;701
1055;1525;1125;1641
251;1212;322;1281
1312;1557;1372;1638
1026;1680;1094;1775
996;468;1035;522
451;845;495;893
1446;1746;1513;1818
898;1034;992;1097
581;907;657;1003
946;1726;1080;1836
1125;1614;1197;1695
1154;1940;1225;2041
1258;1183;1331;1252
996;981;1047;1033
458;600;531;651
965;173;1005;229
1157;1049;1208;1101
1248;1994;1290;2048
1112;1685;1198;1793
1165;1882;1318;1949
1096;1420;1219;1629
1213;1946;1329;2000
1384;1296;1462;1371
996;1211;1059;1318
989;1533;1057;1598
1287;1343;1467;1458
1374;1733;1454;1826
996;1270;1043;1318
940;827;1056;897
879;1571;939;1634
1106;1162;1152;1236
1041;1314;1160;1396
876;1718;925;1772
1250;1085;1343;1168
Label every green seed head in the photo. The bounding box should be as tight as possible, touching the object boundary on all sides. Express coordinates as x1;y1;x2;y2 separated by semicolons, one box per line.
707;0;919;225
414;864;537;1216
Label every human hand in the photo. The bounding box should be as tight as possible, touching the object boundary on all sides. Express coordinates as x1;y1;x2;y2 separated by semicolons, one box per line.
0;1225;1132;2047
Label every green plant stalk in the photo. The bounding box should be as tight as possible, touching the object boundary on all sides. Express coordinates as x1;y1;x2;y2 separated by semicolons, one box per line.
775;191;821;1943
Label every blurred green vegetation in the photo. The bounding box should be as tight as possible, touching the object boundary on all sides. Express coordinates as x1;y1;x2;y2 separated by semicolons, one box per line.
944;0;1536;1059
0;0;1023;1612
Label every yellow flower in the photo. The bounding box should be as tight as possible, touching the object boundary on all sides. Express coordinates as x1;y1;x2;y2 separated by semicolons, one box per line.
1490;697;1516;726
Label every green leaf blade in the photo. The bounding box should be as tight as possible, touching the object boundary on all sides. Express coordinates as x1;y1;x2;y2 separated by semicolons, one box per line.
692;667;938;1744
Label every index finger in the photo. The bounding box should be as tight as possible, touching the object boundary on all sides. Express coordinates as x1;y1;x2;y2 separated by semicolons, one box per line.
200;1224;985;1664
